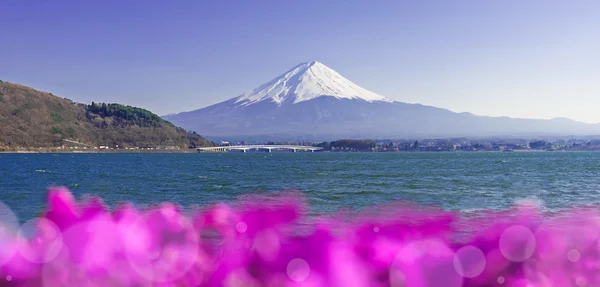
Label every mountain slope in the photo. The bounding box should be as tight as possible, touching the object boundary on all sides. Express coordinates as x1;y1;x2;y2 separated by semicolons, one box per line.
0;80;213;148
164;62;600;141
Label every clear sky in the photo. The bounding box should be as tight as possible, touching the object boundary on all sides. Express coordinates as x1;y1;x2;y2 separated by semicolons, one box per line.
1;0;599;123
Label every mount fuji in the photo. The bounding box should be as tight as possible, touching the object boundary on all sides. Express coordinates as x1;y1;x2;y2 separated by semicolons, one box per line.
164;61;600;141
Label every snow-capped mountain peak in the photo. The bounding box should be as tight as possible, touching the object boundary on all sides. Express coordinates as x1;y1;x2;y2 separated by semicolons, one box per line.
234;61;393;106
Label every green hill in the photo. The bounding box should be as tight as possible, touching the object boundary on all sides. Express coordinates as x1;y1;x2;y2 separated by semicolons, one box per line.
0;80;214;150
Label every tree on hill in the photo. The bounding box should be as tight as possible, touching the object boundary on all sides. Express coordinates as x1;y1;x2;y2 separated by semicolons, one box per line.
329;139;376;151
86;103;166;128
529;140;547;150
85;102;214;148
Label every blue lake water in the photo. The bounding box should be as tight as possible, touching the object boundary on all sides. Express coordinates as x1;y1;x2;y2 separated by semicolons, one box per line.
1;152;600;222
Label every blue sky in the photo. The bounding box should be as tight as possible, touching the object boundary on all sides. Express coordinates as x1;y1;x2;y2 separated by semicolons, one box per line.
1;0;599;122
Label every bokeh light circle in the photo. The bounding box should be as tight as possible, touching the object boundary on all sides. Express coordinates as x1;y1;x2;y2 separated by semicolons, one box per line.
453;245;486;278
497;276;505;284
287;258;310;282
567;249;581;263
18;217;63;263
236;222;248;233
499;225;536;262
373;226;380;233
0;201;18;229
0;201;19;266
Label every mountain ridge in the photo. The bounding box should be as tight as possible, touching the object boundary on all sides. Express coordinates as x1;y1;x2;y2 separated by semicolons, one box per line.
158;62;600;141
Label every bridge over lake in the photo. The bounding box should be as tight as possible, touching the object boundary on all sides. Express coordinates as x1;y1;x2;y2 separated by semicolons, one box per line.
197;145;323;153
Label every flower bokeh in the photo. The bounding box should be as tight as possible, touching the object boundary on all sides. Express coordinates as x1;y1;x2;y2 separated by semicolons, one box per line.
0;187;599;286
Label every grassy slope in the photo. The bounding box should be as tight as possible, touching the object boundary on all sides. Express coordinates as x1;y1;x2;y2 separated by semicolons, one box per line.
0;80;213;148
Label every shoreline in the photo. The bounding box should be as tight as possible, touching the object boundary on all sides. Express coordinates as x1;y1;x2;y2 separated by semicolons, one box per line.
2;149;599;154
0;150;199;154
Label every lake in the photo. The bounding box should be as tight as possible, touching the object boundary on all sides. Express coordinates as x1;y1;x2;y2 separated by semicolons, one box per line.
1;152;600;222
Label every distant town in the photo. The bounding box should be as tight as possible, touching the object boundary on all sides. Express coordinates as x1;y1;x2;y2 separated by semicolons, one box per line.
5;138;600;153
219;138;600;152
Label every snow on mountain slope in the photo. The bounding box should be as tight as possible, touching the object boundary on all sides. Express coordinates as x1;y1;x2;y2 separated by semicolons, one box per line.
233;61;392;106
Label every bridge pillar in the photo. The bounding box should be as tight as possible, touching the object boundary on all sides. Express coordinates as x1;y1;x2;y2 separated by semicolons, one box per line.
268;148;272;153
293;149;297;153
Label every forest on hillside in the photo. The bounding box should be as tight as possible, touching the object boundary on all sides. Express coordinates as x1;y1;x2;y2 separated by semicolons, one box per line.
0;81;214;150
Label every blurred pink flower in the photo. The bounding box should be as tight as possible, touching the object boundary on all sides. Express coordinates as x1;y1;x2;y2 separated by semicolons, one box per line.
1;187;599;286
